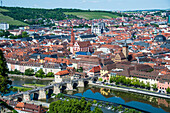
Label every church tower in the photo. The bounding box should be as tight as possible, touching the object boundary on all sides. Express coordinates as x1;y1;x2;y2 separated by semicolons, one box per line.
122;40;128;58
91;21;94;34
70;26;75;53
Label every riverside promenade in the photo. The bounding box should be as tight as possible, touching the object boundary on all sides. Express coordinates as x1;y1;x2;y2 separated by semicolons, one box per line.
89;83;170;99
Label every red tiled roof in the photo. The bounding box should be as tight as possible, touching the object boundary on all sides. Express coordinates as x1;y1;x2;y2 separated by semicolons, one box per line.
55;70;69;75
89;66;101;73
77;41;92;48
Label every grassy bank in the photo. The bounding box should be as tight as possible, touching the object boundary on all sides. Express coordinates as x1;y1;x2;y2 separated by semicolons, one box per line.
12;86;33;92
0;13;28;26
23;84;46;87
0;7;28;26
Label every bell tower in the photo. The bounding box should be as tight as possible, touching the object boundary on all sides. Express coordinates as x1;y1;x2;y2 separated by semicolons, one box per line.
70;26;75;53
122;40;128;58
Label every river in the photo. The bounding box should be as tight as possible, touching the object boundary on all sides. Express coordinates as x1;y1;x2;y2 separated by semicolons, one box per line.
10;76;53;86
7;77;170;113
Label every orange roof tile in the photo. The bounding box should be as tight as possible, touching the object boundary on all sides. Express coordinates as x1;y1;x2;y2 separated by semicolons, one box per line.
89;66;101;73
55;70;69;75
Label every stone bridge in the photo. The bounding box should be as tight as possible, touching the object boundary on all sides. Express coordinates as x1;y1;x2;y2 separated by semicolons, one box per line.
7;77;97;102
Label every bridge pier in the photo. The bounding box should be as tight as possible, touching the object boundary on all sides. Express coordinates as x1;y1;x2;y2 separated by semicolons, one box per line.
66;83;73;90
53;85;60;94
78;87;84;93
23;93;30;102
78;80;84;87
89;80;93;84
67;90;73;95
38;89;46;100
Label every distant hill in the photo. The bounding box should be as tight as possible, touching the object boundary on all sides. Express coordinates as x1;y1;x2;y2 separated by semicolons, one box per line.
122;9;170;12
0;7;123;27
64;12;119;19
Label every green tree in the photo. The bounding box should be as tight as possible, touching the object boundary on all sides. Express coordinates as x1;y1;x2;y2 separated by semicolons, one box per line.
46;72;54;77
35;69;45;78
3;30;10;37
0;50;12;97
146;82;150;90
24;68;34;76
78;67;83;72
114;106;117;112
152;83;158;91
99;78;103;82
140;81;146;88
10;69;22;75
93;100;97;104
56;93;64;98
117;105;123;111
166;87;170;94
22;31;29;38
92;107;103;113
49;97;102;113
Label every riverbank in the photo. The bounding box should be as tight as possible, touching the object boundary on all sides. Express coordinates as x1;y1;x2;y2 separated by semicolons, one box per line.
12;86;33;92
63;94;146;113
89;83;170;99
22;84;46;88
8;74;54;80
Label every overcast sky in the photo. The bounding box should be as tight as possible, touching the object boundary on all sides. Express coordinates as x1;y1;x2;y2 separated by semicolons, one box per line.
3;0;170;11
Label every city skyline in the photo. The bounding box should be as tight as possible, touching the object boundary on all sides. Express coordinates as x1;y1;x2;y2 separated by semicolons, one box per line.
3;0;170;11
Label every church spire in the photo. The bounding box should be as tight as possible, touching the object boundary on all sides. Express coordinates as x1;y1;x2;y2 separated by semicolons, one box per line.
70;26;75;47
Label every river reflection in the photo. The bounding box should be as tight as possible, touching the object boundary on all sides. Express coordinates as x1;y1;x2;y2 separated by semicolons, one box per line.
58;86;170;113
9;77;170;113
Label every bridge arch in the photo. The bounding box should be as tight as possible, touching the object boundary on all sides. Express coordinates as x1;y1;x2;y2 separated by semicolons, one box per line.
92;77;98;83
59;84;67;93
17;97;22;102
72;82;78;89
32;93;39;100
84;81;89;87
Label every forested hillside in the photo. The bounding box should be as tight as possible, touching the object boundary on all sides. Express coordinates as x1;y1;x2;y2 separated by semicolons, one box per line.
0;6;124;27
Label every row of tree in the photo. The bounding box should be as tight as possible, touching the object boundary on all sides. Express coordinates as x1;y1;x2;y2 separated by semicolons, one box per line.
35;69;54;78
90;99;141;113
49;97;103;113
1;7;79;25
110;75;158;90
9;68;54;78
0;49;12;97
166;87;170;94
0;30;29;39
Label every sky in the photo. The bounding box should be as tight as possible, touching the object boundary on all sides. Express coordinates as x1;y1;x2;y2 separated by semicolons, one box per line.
2;0;170;11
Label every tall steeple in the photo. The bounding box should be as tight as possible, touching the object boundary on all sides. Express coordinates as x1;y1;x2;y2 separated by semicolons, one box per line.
122;39;128;58
70;26;75;54
70;26;75;47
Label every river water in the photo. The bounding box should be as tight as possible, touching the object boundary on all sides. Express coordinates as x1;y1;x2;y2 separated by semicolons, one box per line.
7;77;170;113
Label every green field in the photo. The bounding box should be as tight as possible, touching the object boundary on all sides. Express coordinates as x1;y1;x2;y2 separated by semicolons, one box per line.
0;7;28;26
64;12;119;19
0;13;28;26
0;8;9;12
